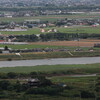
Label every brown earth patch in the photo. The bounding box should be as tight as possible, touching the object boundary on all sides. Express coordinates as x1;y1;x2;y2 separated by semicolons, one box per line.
30;39;100;47
80;39;100;42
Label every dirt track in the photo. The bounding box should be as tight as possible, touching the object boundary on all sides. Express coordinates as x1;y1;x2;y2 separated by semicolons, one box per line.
30;39;100;47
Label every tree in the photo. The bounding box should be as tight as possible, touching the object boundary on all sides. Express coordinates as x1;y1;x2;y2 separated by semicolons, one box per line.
26;86;64;95
81;90;95;98
4;46;9;50
0;80;10;90
14;80;21;92
7;72;17;79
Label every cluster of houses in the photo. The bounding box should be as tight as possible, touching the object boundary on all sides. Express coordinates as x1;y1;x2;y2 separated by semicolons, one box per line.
94;43;100;47
40;28;57;33
0;46;69;54
0;44;96;54
0;11;37;18
56;18;100;27
1;11;100;18
0;17;100;31
20;77;66;87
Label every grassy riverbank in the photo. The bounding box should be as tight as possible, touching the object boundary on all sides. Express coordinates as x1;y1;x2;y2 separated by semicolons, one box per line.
0;63;100;74
0;51;100;61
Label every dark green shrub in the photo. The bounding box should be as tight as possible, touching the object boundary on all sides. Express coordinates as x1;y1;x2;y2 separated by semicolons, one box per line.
7;72;17;79
0;73;7;79
81;90;95;98
26;86;64;95
14;81;22;92
7;58;12;61
0;80;10;90
97;96;100;100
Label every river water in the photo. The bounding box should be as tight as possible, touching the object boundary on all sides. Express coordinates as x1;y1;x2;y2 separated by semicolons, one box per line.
0;57;100;67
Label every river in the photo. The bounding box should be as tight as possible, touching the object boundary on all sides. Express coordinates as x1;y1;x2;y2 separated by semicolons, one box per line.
0;57;100;67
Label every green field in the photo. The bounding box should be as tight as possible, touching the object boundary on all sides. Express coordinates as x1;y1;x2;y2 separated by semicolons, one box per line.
0;25;100;35
0;63;100;74
0;44;66;49
0;28;40;35
0;44;94;50
51;76;97;83
0;14;100;22
57;26;100;34
0;94;95;100
43;26;100;34
0;14;100;35
11;95;96;100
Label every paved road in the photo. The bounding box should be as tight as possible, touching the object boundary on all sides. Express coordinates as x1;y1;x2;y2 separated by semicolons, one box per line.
52;74;97;78
0;57;100;67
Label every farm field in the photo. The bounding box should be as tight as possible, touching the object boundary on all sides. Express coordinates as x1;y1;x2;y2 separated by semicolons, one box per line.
0;25;100;35
0;39;100;49
57;25;100;34
0;43;96;50
30;39;100;47
0;14;100;22
0;28;40;35
0;39;100;61
0;44;66;49
0;94;96;100
51;76;97;83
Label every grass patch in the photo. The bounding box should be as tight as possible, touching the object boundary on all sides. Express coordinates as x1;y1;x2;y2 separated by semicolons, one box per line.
1;26;100;35
0;51;100;61
0;14;100;22
0;28;41;35
0;44;66;49
0;63;100;74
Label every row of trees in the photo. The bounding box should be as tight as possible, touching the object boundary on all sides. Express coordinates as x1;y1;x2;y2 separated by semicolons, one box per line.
9;33;100;42
0;5;100;12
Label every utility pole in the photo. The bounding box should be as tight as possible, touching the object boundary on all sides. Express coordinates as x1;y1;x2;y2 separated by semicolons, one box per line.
76;29;80;49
